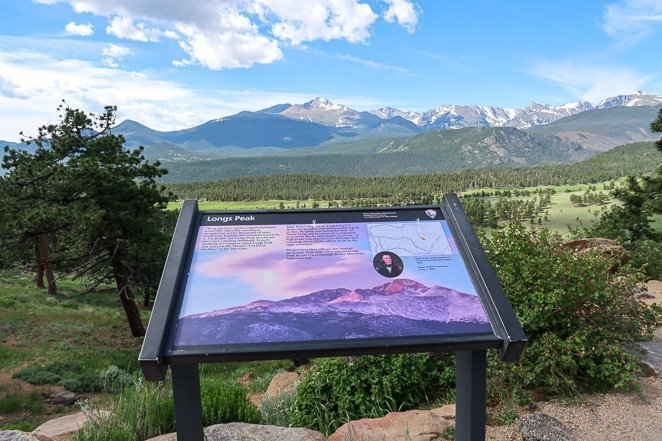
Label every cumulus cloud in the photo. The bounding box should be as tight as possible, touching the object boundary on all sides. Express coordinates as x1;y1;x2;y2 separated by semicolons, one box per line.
65;21;94;36
383;0;419;33
603;0;662;46
254;0;379;44
101;43;132;67
34;0;418;70
0;45;386;140
106;16;176;42
527;59;652;103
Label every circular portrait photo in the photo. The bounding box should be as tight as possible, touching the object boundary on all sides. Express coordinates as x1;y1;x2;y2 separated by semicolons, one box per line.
373;251;404;278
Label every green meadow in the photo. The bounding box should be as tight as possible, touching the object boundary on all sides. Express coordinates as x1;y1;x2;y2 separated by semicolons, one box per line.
167;181;627;237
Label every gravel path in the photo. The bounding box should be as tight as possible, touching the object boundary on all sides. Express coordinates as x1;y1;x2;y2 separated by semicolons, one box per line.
487;280;662;441
487;376;662;440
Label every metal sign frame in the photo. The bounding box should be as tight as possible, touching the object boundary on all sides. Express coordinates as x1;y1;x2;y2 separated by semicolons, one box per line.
139;194;526;441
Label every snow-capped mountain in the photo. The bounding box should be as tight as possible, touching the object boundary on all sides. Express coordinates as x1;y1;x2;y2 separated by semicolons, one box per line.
274;97;375;128
173;279;492;347
596;91;662;109
369;107;423;126
264;92;661;132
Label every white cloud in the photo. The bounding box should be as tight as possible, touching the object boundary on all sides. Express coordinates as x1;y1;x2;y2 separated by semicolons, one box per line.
101;43;132;67
106;16;174;42
175;22;282;69
33;0;413;69
0;46;387;140
334;53;409;73
603;0;662;45
0;74;28;99
383;0;419;33
65;21;94;36
254;0;378;44
527;59;652;103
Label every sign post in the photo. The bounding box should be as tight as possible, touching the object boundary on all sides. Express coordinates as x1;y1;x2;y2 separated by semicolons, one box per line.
140;194;526;441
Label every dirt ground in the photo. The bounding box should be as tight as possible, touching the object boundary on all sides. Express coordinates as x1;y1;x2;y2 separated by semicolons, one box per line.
487;279;662;441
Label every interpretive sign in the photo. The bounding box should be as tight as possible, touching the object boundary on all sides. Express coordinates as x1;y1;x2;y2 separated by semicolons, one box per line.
140;195;526;441
173;207;492;350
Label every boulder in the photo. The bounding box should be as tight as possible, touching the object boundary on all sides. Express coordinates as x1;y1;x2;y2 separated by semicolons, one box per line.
52;391;76;406
520;413;574;441
631;342;662;377
433;404;455;420
264;372;300;398
329;408;453;441
145;423;326;441
561;238;629;271
0;431;44;441
32;411;89;438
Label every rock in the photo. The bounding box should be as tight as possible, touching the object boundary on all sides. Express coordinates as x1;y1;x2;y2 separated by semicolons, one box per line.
236;372;253;388
329;408;452;441
632;342;662;377
264;372;300;398
52;391;76;405
562;238;629;271
432;404;455;420
0;431;43;441
520;413;574;441
32;412;88;438
145;423;326;441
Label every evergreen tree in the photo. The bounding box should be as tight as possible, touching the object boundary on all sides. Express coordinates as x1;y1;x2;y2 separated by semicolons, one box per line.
1;104;170;336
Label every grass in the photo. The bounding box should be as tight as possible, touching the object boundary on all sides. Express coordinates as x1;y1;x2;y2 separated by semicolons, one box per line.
0;269;296;432
461;180;622;236
167;199;337;211
0;270;147;374
167;180;623;237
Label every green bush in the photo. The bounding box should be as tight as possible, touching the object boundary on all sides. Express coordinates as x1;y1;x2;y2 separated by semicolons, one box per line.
261;390;296;427
1;421;37;431
628;238;662;280
292;354;454;435
482;223;661;394
200;378;260;426
13;366;60;385
13;362;134;393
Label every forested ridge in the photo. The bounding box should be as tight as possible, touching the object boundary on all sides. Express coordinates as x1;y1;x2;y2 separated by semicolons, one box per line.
164;141;659;202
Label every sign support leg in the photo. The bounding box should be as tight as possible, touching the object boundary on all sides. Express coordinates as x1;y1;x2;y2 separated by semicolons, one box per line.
455;350;487;441
172;363;204;441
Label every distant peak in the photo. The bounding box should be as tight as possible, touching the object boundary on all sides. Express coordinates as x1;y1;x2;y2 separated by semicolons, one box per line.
373;279;429;294
303;97;346;111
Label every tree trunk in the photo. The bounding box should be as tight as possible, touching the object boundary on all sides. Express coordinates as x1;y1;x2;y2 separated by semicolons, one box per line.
34;241;45;289
143;290;151;308
38;233;57;295
111;253;145;337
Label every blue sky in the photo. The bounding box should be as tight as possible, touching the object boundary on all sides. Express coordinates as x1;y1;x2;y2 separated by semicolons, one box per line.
0;0;661;140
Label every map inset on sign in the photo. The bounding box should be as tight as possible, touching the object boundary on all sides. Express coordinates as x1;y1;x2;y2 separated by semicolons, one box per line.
368;221;452;256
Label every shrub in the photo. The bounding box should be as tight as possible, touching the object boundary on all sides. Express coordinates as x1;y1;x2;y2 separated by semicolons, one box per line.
292;354;454;435
482;223;661;394
200;378;260;425
261;390;296;427
99;365;135;393
13;366;60;385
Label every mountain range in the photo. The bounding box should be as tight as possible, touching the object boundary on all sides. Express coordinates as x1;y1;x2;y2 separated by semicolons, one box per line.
173;279;492;347
2;92;660;180
112;90;659;152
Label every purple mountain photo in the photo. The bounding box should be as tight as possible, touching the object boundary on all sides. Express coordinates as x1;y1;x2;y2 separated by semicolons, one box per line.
173;279;492;347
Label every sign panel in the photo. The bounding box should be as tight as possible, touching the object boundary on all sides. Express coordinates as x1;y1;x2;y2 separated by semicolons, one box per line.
170;207;493;350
